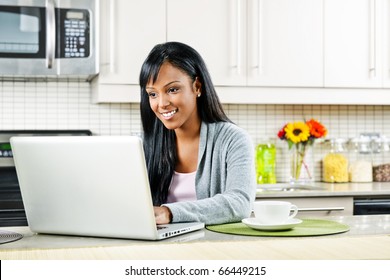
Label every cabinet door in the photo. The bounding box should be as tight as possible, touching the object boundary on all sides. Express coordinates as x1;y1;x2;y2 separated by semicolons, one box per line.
383;0;390;87
98;0;166;85
167;0;247;86
247;0;323;87
324;0;382;88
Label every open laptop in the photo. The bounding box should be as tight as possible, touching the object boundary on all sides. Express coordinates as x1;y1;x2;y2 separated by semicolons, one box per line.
10;136;204;240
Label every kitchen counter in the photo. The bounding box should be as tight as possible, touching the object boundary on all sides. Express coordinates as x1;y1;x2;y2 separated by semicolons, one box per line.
256;182;390;198
1;215;390;260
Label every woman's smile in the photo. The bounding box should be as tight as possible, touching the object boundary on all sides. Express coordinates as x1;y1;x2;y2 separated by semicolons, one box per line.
161;109;178;119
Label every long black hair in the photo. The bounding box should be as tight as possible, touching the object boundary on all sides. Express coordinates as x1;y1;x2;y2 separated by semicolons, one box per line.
139;41;230;205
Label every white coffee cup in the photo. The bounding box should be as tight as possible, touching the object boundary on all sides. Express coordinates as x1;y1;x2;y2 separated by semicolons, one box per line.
253;201;298;224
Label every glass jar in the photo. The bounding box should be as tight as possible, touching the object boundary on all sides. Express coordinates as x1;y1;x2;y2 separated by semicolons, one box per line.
348;137;373;182
372;137;390;182
322;138;349;183
255;139;276;184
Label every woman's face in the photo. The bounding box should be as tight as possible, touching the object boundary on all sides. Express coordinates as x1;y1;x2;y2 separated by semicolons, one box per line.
145;62;201;131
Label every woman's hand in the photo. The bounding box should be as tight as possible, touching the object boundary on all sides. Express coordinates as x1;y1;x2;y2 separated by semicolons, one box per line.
153;206;172;224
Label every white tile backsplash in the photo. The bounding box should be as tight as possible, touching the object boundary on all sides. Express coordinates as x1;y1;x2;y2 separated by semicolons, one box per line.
2;80;390;182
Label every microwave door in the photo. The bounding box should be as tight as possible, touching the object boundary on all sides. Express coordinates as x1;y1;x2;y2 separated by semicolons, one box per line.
0;1;57;76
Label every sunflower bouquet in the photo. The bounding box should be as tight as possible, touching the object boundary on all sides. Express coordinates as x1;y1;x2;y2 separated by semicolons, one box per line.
278;119;327;183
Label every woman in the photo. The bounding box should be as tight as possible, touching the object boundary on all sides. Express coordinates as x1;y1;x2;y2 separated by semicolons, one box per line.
139;42;256;225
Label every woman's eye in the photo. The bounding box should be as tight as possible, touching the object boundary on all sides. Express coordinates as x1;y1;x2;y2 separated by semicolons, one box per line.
147;92;157;99
167;87;178;94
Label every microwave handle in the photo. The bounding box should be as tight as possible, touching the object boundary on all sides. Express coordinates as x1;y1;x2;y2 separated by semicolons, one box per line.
46;0;56;69
109;0;116;73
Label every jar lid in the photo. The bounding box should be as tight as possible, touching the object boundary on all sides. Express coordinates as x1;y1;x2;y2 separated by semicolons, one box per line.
373;136;390;143
324;138;348;152
350;136;371;144
349;136;371;153
373;136;390;152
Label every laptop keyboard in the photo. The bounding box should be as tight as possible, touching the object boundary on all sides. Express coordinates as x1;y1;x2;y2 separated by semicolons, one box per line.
157;226;167;230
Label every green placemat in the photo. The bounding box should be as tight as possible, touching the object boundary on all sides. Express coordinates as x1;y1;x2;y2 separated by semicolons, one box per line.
206;219;350;237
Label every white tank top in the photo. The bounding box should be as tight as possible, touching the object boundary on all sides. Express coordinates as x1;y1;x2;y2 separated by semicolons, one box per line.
167;170;197;203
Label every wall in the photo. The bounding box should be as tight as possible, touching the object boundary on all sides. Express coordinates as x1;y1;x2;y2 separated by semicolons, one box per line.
1;80;390;182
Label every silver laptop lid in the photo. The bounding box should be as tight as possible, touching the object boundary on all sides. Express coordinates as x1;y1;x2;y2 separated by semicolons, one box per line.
10;136;160;240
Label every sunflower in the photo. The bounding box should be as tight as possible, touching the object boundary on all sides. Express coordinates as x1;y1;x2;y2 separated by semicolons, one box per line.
284;122;310;143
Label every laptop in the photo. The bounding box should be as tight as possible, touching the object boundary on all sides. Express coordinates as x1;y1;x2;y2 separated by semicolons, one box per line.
10;136;204;240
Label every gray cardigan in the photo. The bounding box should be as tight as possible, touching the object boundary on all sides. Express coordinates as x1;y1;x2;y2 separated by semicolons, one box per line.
163;121;257;225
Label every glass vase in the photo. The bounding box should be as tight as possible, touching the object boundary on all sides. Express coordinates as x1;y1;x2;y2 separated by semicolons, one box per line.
289;143;314;185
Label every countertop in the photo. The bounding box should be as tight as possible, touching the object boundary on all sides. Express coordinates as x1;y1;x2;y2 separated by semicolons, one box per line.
1;215;390;260
256;182;390;198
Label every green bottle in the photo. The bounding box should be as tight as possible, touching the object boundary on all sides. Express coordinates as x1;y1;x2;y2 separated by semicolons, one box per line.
256;142;276;184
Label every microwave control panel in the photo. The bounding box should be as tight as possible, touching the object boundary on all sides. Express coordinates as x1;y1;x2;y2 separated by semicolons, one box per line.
59;9;90;58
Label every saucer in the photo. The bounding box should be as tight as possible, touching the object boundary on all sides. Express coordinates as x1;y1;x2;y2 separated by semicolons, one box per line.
242;218;303;231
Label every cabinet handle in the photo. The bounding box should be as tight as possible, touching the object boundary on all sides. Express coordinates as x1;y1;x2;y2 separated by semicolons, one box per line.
237;0;241;74
369;0;376;77
257;0;262;74
250;0;262;75
109;0;116;73
298;207;345;212
231;0;242;74
45;0;55;69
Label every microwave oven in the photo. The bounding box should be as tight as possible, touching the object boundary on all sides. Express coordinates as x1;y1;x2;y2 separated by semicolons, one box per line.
0;0;98;81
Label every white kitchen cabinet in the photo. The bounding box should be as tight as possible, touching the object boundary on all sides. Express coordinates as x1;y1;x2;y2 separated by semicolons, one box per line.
256;197;354;217
90;0;390;105
246;0;323;87
91;0;166;102
324;0;389;88
383;0;390;87
167;0;247;86
167;0;323;87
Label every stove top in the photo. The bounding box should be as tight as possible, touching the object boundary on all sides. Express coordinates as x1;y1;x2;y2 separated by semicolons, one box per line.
0;130;92;227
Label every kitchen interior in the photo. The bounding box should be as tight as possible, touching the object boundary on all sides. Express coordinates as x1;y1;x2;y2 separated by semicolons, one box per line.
1;0;390;260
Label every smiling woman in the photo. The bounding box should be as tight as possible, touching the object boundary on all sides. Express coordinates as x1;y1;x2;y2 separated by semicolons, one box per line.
145;62;201;132
139;42;257;225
